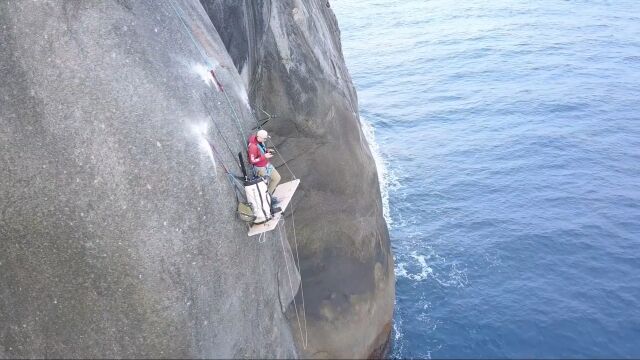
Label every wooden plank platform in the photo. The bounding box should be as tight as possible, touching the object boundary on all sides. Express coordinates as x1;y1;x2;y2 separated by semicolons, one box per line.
248;179;300;236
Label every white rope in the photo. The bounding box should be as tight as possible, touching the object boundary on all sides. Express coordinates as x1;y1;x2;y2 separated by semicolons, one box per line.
169;1;305;345
270;141;297;180
288;202;308;348
277;218;305;349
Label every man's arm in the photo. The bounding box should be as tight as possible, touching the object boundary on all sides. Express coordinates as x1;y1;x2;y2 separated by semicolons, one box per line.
248;144;262;164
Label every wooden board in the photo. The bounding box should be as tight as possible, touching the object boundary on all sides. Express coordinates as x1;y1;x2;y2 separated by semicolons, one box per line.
248;179;300;236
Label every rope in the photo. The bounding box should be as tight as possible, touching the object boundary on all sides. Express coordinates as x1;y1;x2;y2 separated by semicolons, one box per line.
258;231;266;244
198;93;241;168
167;0;296;180
167;0;293;180
253;108;276;130
221;87;248;148
167;0;247;149
228;173;248;202
206;139;231;174
270;141;297;180
166;0;212;68
277;218;305;349
288;202;308;348
168;11;306;340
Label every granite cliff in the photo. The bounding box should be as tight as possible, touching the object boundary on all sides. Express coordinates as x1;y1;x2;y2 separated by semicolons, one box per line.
0;0;393;358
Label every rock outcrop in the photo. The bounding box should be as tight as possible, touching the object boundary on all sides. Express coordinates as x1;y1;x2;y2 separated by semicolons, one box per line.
0;0;393;358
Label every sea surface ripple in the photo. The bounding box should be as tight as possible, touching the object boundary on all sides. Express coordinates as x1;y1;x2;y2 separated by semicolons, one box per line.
332;1;640;358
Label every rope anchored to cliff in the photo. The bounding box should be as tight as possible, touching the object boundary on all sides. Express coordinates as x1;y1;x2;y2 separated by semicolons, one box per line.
167;2;308;347
277;218;308;349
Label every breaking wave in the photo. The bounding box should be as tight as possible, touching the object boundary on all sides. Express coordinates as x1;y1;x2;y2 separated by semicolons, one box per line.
395;250;469;288
360;116;399;228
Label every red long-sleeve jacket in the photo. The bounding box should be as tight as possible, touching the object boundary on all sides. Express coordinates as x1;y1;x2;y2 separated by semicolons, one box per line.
247;134;269;167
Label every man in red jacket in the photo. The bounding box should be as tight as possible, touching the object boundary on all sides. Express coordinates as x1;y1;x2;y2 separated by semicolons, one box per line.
247;129;281;196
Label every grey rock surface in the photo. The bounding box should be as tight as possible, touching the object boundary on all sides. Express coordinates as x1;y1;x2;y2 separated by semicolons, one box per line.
202;0;395;357
1;0;299;358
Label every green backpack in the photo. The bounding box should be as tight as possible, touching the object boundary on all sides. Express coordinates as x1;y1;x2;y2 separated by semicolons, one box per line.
237;202;256;223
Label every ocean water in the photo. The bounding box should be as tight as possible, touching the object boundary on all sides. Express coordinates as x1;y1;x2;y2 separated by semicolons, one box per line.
331;1;640;358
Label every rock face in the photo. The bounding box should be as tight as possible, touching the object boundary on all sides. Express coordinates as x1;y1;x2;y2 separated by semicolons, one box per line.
202;1;395;357
0;0;299;358
0;0;393;358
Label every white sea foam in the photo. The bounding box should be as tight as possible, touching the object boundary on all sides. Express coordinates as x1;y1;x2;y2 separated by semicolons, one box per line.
360;117;399;227
391;294;406;357
395;253;434;282
395;250;469;288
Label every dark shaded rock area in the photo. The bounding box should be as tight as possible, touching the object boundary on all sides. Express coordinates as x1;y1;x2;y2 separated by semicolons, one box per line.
0;0;393;358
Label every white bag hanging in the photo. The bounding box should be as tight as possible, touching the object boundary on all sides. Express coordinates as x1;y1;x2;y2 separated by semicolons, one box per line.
244;177;272;224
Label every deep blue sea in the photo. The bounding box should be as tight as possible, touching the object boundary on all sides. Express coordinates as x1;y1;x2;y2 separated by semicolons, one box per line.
331;1;640;358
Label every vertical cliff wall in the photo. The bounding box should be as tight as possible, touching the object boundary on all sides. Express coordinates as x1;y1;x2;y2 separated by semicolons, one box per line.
201;1;395;358
1;0;300;358
1;0;393;358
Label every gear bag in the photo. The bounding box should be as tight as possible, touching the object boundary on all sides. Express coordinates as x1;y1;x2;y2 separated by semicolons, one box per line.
237;201;256;223
227;174;257;223
244;176;273;224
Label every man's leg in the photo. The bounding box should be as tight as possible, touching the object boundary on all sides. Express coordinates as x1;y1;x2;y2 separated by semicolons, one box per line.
268;167;281;195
